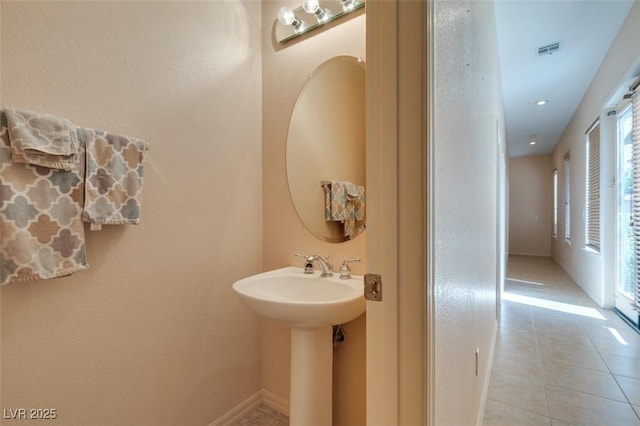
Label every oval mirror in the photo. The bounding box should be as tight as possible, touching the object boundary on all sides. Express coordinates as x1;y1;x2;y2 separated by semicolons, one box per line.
286;56;365;243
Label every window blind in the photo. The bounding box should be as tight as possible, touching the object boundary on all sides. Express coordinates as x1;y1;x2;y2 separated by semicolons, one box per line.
586;121;600;251
632;90;640;310
553;169;558;236
564;153;571;242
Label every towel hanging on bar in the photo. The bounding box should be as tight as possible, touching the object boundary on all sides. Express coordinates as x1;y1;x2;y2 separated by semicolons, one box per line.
321;179;365;238
0;107;149;284
83;129;148;229
5;108;80;171
0;112;89;285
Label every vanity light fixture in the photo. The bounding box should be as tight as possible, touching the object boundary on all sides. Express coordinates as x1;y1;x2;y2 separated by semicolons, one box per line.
275;0;365;44
278;6;305;33
340;0;360;11
303;0;332;23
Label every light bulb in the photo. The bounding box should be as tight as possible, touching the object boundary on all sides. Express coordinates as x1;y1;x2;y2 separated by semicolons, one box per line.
303;0;320;13
278;7;296;26
278;6;304;33
302;0;332;23
341;0;358;11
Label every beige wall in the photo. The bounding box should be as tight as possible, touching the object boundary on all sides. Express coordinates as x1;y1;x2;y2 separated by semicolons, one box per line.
1;2;263;425
433;0;504;424
261;1;366;424
552;2;640;307
508;155;553;256
0;0;3;411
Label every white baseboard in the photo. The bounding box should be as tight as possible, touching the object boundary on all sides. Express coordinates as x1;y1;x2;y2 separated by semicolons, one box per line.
209;389;289;425
476;321;498;426
262;388;290;417
209;391;263;426
509;252;551;257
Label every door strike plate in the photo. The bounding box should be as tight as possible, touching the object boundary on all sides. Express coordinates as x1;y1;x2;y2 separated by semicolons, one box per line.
364;273;382;301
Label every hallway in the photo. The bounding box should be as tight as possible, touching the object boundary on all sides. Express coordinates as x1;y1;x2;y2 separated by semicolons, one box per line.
483;256;640;426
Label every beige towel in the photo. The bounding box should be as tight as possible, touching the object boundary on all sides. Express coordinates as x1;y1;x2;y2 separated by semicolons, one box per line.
322;180;365;238
83;129;148;226
0;112;88;285
5;108;79;171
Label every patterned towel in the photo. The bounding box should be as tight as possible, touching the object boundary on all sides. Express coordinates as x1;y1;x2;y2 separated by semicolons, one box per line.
0;113;89;285
5;108;79;171
83;129;148;226
322;180;365;239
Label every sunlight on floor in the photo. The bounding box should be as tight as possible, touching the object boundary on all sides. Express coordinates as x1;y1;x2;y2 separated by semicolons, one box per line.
503;292;606;320
487;257;640;426
606;326;629;345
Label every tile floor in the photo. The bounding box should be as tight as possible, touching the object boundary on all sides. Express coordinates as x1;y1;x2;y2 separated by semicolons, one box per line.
231;405;288;426
483;255;640;426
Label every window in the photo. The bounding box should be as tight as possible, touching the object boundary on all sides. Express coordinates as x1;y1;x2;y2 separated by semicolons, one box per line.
586;120;601;251
564;153;571;242
553;169;558;237
632;89;640;310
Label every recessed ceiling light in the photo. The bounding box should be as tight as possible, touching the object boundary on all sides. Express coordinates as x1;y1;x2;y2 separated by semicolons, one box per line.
529;141;537;145
535;100;548;106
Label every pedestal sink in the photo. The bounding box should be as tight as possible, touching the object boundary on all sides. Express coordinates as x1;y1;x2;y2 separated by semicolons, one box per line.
232;266;365;426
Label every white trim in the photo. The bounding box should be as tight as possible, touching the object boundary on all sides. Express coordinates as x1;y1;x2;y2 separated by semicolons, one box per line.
600;107;617;309
426;0;436;424
366;2;431;424
208;391;263;426
509;252;551;257
208;389;290;426
476;325;498;426
397;1;429;423
582;246;600;255
262;388;290;417
366;1;399;425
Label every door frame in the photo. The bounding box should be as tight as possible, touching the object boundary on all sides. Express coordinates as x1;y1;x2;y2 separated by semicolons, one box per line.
365;1;433;424
613;99;640;326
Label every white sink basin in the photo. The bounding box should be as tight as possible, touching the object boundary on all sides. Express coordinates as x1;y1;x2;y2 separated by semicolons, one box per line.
232;266;365;329
233;265;366;425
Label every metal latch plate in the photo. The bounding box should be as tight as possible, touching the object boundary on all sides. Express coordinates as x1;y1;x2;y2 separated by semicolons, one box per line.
364;273;382;301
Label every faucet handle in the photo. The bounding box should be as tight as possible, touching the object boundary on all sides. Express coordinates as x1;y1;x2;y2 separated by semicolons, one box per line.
339;258;361;279
295;253;315;274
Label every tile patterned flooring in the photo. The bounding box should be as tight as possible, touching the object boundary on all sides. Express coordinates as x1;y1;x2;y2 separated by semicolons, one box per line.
483;255;640;426
231;405;288;426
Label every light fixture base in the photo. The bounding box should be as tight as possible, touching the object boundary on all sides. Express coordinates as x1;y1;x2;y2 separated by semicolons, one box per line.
275;0;365;44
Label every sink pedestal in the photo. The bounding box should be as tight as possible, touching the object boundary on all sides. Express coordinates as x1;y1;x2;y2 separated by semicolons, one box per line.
231;267;365;425
289;326;332;426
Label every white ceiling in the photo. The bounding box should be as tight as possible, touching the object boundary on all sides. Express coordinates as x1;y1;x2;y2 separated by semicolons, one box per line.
494;0;635;158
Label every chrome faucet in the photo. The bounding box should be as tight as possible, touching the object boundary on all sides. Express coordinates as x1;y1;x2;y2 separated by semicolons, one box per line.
295;254;333;277
339;258;361;279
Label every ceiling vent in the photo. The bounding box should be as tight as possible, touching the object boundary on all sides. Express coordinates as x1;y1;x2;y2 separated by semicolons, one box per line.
537;42;560;56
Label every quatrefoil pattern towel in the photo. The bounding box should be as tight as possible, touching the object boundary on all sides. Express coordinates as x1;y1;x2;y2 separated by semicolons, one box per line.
323;180;365;239
5;108;80;171
83;129;147;225
0;113;88;285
